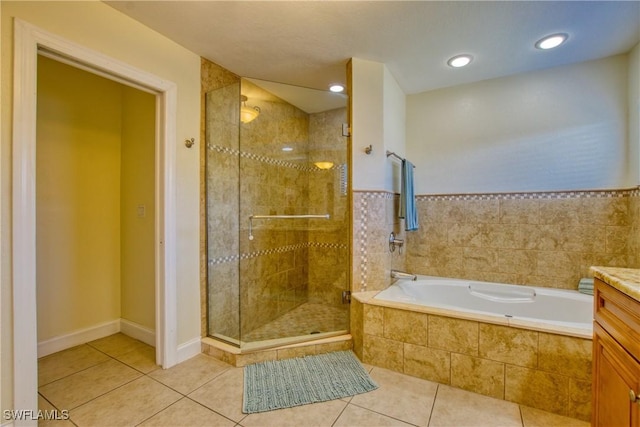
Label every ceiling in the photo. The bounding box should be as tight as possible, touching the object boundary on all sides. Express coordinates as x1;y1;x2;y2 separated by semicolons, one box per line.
105;1;640;95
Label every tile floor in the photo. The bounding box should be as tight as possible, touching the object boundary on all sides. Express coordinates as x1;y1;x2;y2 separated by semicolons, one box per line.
38;333;590;427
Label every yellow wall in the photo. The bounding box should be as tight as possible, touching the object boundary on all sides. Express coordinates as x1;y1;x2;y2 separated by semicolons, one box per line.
36;56;156;341
36;56;123;341
121;86;156;330
1;0;201;413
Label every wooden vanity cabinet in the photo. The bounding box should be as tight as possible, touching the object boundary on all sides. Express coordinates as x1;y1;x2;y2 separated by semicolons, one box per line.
592;278;640;427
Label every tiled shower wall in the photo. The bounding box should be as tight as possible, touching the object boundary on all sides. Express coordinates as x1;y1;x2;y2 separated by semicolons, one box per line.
353;187;640;292
307;108;350;308
202;58;350;340
200;59;239;337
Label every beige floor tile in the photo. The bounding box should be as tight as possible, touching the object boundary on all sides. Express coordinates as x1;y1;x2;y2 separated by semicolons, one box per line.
188;368;246;423
115;343;160;374
149;353;231;394
70;376;181;427
38;344;110;386
38;394;74;427
88;333;150;358
334;404;415;427
139;397;235;427
339;360;375;402
521;406;590;427
429;385;522;427
240;399;347;427
350;366;437;427
39;359;142;410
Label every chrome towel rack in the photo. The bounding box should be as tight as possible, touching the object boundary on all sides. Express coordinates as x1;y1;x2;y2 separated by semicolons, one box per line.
248;214;330;240
386;150;415;168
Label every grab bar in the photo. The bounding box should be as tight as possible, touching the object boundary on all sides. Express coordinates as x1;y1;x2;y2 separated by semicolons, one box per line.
248;214;330;240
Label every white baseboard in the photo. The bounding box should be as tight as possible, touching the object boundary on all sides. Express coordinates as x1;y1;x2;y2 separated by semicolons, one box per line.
177;336;202;363
38;318;157;358
120;319;155;347
37;320;120;358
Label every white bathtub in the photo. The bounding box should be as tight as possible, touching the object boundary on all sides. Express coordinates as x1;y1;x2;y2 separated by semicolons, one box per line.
374;276;593;338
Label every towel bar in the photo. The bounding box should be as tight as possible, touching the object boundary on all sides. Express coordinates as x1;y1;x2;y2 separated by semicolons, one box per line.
386;150;415;168
248;214;330;240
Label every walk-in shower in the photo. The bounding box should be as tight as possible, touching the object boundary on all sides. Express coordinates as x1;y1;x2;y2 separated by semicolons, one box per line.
205;77;350;350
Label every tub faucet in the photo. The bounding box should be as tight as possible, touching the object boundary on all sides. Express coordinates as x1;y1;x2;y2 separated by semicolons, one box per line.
391;269;417;281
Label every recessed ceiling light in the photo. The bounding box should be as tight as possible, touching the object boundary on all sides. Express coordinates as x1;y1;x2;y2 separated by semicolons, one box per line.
535;33;568;50
282;146;293;152
447;54;473;68
329;84;344;93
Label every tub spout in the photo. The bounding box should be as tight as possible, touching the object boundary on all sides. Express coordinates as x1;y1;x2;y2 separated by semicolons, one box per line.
391;269;417;281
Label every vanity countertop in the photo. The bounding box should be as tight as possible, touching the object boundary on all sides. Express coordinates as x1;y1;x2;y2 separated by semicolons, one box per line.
590;266;640;303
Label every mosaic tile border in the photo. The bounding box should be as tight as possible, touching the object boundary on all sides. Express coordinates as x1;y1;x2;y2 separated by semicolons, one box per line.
352;187;639;201
416;187;639;201
208;143;346;173
209;241;348;265
359;195;368;291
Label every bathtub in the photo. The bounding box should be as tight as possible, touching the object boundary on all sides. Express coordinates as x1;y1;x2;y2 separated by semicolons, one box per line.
373;275;593;338
357;275;593;420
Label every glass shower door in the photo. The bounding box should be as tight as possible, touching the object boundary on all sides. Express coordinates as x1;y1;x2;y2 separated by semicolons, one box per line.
206;77;350;350
205;82;241;345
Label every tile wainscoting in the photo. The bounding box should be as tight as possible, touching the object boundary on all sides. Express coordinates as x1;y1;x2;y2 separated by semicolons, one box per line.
352;187;640;292
351;297;592;421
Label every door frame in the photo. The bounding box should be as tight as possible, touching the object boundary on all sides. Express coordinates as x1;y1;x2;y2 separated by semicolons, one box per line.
12;18;178;413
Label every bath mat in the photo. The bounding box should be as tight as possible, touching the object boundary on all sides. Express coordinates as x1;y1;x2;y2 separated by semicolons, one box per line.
242;350;378;413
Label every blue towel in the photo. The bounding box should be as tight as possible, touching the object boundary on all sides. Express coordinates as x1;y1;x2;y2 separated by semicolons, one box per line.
400;159;419;231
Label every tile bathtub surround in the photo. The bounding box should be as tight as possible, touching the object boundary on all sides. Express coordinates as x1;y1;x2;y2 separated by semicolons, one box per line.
352;191;406;292
38;333;588;427
355;303;592;421
352;187;640;293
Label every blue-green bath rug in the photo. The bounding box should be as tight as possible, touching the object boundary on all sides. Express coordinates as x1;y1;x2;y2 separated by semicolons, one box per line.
242;350;378;413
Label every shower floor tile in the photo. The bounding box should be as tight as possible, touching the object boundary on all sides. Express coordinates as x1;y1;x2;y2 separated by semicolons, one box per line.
241;302;349;342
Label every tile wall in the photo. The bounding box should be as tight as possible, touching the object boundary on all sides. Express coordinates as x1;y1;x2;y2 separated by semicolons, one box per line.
200;59;240;338
351;299;592;421
630;189;640;267
352;191;406;292
307;108;350;308
352;187;640;293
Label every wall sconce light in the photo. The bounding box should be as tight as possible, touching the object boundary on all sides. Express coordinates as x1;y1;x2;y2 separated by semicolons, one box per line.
240;95;260;124
314;161;334;170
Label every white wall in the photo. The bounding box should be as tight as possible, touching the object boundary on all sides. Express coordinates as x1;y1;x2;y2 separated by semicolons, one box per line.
1;0;201;414
407;54;629;194
351;58;385;191
351;58;406;192
383;67;406;194
629;43;640;186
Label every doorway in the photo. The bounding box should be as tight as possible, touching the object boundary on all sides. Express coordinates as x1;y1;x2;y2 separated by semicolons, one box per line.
12;19;178;414
35;55;156;356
